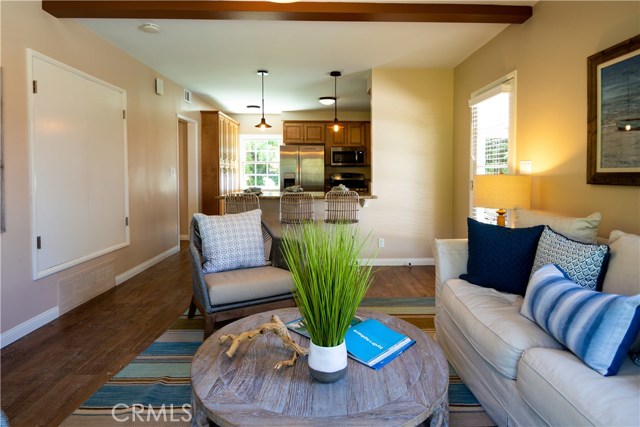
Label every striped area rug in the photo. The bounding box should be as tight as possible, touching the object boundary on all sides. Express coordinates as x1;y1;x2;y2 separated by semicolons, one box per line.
62;299;493;426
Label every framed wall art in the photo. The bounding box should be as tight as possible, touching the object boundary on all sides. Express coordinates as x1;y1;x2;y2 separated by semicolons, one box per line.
587;34;640;186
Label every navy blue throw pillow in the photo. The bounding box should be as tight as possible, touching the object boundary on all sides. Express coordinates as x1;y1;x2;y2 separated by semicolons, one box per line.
460;217;544;296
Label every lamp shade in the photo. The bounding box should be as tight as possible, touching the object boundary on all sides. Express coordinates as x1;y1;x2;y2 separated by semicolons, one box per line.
473;174;531;210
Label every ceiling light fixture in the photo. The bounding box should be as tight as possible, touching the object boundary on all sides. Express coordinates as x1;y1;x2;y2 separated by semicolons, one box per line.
255;70;272;130
319;96;335;106
328;71;344;133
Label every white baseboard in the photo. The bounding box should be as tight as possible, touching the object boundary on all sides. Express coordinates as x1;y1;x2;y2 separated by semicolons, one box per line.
370;257;434;266
0;306;59;348
116;244;180;285
1;245;181;348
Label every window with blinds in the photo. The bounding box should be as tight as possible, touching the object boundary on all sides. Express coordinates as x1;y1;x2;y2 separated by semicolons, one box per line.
469;73;517;223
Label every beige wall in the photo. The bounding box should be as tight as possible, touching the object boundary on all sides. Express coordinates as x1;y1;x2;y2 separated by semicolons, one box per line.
0;1;215;335
366;68;453;261
453;1;640;238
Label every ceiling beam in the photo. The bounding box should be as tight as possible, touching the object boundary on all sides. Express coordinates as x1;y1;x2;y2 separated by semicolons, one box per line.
42;1;532;24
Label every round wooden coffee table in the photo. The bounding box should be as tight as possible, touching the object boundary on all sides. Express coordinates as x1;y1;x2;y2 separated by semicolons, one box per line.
191;308;449;427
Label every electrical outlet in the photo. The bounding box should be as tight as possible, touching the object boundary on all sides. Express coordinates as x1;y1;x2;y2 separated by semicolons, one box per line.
519;160;532;175
378;238;384;248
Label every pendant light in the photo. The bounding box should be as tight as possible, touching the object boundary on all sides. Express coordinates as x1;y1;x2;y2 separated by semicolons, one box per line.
255;70;272;130
328;71;344;133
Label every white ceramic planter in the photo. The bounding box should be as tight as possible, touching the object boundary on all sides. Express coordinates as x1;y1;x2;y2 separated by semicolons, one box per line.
308;340;348;383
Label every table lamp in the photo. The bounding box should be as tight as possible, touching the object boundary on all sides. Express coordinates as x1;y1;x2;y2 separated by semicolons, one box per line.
473;174;531;227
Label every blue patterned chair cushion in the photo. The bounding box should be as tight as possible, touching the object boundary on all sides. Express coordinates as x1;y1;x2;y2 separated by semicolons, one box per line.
194;210;265;274
532;226;609;291
522;264;640;376
460;217;544;296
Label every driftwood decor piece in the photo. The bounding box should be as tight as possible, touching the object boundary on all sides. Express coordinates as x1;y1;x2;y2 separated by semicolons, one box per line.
219;314;308;369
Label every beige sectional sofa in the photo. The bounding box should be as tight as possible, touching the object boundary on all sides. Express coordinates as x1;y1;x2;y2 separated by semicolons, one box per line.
434;212;640;426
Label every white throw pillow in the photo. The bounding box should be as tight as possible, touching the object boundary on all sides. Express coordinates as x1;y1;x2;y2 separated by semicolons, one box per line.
602;230;640;296
603;230;640;359
515;209;601;244
194;210;265;274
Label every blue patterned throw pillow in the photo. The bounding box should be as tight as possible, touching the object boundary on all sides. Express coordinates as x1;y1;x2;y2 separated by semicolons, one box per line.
194;210;265;274
460;218;544;296
522;264;640;376
532;226;609;291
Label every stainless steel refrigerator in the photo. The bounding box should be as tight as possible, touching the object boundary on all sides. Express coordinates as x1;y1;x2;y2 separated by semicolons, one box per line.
280;145;325;191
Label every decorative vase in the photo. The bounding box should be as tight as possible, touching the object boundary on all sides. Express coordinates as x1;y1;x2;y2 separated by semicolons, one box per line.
308;340;348;383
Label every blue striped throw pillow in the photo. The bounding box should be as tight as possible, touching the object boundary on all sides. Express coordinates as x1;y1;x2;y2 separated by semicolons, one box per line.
521;264;640;376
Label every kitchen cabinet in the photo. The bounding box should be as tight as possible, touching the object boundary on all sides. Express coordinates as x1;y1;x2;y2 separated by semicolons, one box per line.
201;111;240;215
327;122;370;146
284;120;371;165
283;122;325;144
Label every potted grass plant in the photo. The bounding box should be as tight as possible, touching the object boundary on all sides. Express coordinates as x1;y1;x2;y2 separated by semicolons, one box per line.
281;222;376;383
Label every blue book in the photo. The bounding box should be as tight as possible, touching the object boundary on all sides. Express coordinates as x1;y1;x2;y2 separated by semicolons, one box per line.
344;319;415;370
286;317;415;370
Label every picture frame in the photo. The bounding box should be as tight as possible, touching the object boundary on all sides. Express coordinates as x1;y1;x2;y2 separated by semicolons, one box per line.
587;35;640;186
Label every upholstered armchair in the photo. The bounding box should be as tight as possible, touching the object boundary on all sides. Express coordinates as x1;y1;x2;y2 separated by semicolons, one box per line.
188;210;295;338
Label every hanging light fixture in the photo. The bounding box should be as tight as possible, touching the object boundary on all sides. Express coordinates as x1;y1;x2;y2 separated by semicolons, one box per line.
255;70;272;130
328;71;344;133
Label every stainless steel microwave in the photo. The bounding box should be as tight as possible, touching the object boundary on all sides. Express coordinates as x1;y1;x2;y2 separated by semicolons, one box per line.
330;146;366;166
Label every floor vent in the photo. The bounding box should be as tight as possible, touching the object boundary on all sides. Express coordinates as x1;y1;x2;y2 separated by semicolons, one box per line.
58;261;115;315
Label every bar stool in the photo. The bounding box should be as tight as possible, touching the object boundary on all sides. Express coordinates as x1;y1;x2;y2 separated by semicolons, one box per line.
224;193;260;214
324;190;359;224
280;192;314;224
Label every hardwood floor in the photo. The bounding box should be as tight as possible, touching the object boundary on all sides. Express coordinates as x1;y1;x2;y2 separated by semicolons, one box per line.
0;241;434;427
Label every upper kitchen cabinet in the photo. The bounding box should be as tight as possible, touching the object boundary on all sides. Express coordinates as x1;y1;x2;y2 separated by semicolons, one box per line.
201;111;240;215
329;122;369;147
283;121;325;144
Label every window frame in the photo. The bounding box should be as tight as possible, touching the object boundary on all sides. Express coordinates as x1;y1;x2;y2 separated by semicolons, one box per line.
468;71;518;224
239;134;282;191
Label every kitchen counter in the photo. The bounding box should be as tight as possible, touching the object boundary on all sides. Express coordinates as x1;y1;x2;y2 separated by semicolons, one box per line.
228;191;377;200
221;190;376;236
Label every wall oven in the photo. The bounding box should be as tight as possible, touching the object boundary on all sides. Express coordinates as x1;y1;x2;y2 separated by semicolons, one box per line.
330;146;366;166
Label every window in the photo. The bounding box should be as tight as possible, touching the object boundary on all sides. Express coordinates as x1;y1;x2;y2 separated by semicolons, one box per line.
240;135;281;190
469;72;517;223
